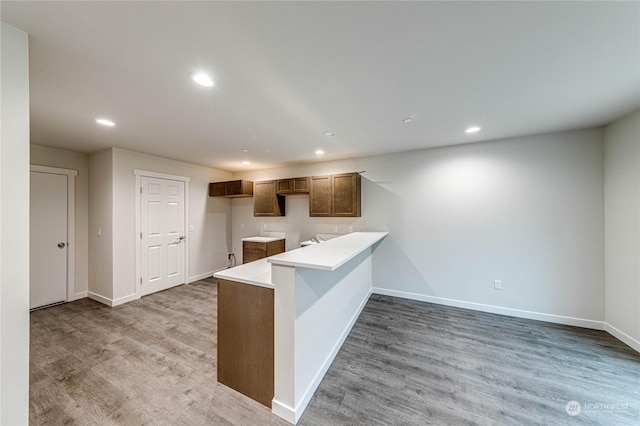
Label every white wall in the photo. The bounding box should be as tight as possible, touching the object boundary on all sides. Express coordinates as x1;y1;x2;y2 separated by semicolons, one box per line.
109;147;231;301
88;148;114;300
234;128;606;326
0;22;30;425
272;247;375;423
604;109;640;351
31;145;89;297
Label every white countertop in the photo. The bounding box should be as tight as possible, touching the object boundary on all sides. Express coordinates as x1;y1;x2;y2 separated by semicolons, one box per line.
215;232;388;286
269;232;388;271
214;258;273;288
242;236;285;243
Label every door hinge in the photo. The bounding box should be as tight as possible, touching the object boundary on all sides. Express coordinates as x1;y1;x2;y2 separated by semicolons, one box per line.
140;186;142;194
140;232;142;239
140;277;142;284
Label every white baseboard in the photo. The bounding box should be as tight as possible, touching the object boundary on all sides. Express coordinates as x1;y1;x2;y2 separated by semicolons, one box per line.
88;291;139;307
112;293;138;306
604;322;640;353
372;288;606;330
271;399;296;424
88;291;111;306
187;270;218;283
71;291;87;301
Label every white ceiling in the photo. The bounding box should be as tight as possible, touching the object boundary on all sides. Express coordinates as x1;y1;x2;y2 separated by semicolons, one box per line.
2;1;639;171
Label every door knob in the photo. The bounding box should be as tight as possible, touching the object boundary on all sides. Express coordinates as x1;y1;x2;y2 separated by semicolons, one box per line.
179;236;185;240
57;242;66;248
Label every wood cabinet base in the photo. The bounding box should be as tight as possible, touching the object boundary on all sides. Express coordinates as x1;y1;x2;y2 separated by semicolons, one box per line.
243;239;285;264
217;279;274;407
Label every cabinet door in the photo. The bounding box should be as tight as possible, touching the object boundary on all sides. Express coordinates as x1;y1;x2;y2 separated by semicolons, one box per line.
265;240;286;257
225;180;242;195
276;177;309;194
332;173;361;217
276;179;292;194
309;175;331;217
243;241;267;264
209;182;226;197
292;177;310;193
254;181;286;217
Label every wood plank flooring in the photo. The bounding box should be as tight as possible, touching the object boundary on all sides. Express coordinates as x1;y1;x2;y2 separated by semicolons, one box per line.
30;279;286;426
31;282;639;425
299;294;640;426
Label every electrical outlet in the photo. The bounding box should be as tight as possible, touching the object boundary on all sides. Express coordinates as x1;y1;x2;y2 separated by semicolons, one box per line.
494;280;502;290
333;226;338;233
348;226;353;233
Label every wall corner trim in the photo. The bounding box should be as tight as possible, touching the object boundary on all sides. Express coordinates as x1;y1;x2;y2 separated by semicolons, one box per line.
271;400;296;424
71;291;88;301
188;270;218;283
604;323;640;354
87;291;139;307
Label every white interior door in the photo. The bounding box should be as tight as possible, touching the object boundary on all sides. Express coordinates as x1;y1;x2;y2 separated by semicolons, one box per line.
141;176;186;296
30;171;68;309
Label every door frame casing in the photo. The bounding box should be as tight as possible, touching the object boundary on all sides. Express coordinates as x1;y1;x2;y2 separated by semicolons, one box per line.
30;165;78;303
134;169;190;300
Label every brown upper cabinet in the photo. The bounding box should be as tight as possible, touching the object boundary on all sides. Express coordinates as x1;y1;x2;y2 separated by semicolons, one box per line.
209;180;253;198
254;180;286;217
309;175;332;216
276;177;310;195
309;172;361;217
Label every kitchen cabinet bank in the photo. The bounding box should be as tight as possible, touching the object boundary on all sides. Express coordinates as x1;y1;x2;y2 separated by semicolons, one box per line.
208;180;253;197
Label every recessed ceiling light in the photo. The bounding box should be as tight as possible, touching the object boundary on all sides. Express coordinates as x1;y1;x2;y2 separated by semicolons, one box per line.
242;149;249;153
242;161;251;165
402;118;413;124
95;118;115;127
315;149;325;155
190;72;215;87
465;126;481;133
323;131;335;137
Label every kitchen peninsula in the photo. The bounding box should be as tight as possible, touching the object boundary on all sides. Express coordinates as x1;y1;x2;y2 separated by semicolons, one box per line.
214;231;388;424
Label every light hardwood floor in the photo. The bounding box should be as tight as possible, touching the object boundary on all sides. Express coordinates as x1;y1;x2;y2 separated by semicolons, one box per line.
30;281;639;425
299;294;640;426
30;279;286;426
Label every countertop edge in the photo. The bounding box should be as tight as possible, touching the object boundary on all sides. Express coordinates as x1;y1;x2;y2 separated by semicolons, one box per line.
241;237;286;243
268;232;388;271
215;277;274;289
213;258;274;288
